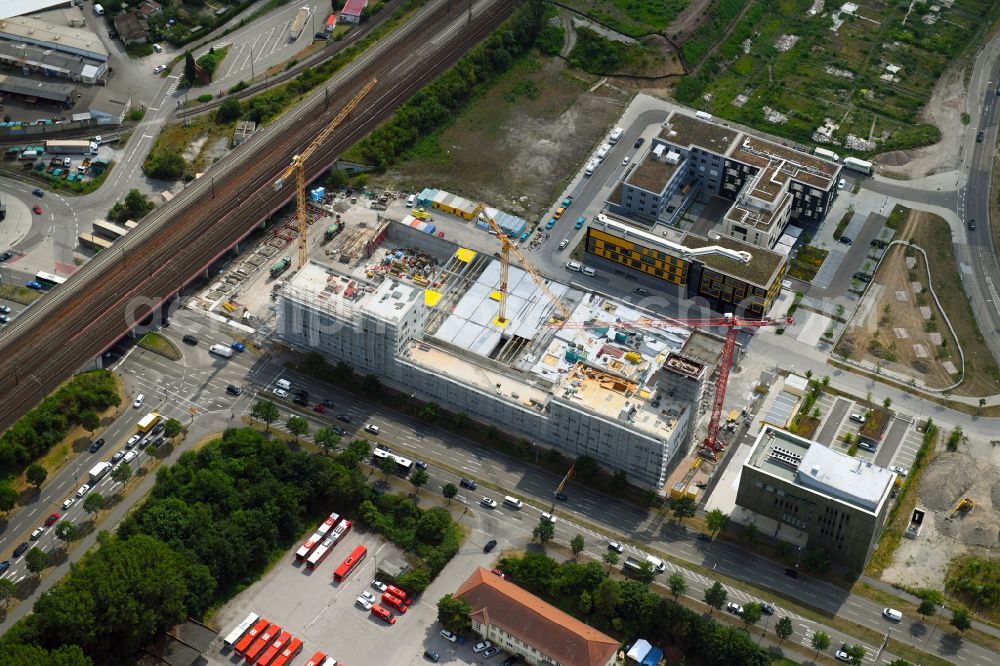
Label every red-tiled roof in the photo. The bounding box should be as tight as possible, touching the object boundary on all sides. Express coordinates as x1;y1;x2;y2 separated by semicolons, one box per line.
455;568;618;666
341;0;368;16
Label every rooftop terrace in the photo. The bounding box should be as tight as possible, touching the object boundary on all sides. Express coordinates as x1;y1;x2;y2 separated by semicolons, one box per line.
659;112;740;155
626;152;682;193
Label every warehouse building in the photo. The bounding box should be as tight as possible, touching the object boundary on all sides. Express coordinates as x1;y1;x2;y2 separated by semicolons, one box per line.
0;73;75;104
338;0;368;24
278;220;704;488
585;213;786;317
0;15;107;63
455;568;619;666
608;110;841;251
0;40;105;82
735;426;896;571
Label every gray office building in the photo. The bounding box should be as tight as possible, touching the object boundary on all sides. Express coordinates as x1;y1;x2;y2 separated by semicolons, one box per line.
736;426;896;571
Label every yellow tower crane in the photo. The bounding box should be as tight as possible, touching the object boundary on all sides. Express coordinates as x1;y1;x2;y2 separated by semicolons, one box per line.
472;204;570;327
274;78;378;268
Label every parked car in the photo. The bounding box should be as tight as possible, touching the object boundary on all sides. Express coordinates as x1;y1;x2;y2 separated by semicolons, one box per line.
561;197;573;207
231;341;246;352
0;561;9;573
483;646;500;658
519;230;530;242
837;178;846;190
126;434;141;449
355;595;373;610
337;414;353;423
439;629;458;642
12;542;29;558
26;281;43;290
634;137;644;148
151;422;164;436
835;644;853;662
500;657;519;666
314;31;329;40
76;484;91;497
152;43;163;52
783;568;799;578
88;438;105;453
62;498;76;510
726;602;744;615
574;216;585;230
153;64;166;74
545;218;556;230
0;252;11;261
423;650;440;662
182;335;198;345
540;512;557;524
607;540;623;553
44;513;59;527
634;287;650;296
313;403;326;413
414;460;428;470
332;425;347;436
759;602;775;615
322;399;335;408
839;235;853;245
480;497;497;509
371;580;388;592
891;465;909;477
483;539;497;553
460;478;477;490
558;239;569;250
849;413;866;423
870;239;888;248
272;388;288;398
365;424;380;435
293;396;308;406
473;641;493;654
853;272;872;282
30;527;44;540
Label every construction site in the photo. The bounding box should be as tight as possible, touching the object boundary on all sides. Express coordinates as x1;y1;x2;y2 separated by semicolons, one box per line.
263;186;776;490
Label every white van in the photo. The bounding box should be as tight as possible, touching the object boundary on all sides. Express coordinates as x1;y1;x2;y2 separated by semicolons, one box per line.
503;496;523;510
595;143;611;161
609;127;624;144
584;159;599;176
581;266;596;277
882;608;903;622
276;378;292;390
209;344;233;359
565;261;582;272
94;3;105;15
406;194;416;208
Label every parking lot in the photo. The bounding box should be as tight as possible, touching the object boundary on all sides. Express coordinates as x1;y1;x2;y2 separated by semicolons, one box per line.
207;520;509;666
809;392;920;474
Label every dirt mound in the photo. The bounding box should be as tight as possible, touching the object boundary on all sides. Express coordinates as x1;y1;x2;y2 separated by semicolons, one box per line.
960;517;1000;548
876;149;922;168
920;452;980;511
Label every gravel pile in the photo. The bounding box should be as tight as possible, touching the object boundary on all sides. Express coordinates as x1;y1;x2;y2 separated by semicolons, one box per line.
920;453;979;511
961;518;999;548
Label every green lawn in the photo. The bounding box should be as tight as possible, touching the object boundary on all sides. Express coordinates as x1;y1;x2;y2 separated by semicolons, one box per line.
788;246;829;282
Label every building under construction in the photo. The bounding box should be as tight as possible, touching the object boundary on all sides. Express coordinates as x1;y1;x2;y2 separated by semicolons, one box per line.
278;219;723;489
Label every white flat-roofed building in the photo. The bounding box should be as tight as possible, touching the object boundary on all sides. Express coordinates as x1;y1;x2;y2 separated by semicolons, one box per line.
736;425;895;571
278;222;699;489
0;15;107;62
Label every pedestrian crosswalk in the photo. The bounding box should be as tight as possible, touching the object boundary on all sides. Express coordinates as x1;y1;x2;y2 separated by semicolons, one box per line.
166;76;180;96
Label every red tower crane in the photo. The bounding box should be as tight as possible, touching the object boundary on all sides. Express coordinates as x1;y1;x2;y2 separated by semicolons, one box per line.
556;314;791;455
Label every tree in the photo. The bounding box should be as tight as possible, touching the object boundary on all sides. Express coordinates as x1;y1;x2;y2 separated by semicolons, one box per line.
775;616;793;644
163;418;183;438
485;424;498;440
743;522;758;543
633;561;656;585
442;483;457;503
25;547;48;577
668;496;697;524
811;630;831;655
437;593;472;635
315;427;341;456
570;534;585;559
251;399;279;430
0;578;15;609
452;412;470;429
917;598;939;622
575;455;599;481
334;361;354;380
593;578;621;618
705;508;728;536
611;469;627;490
26;463;47;490
419;402;440;422
362;373;382;395
55;520;78;546
602;551;618;572
668;572;686;600
0;484;17;513
703;581;727;613
184;51;196;83
883;396;892;409
742;602;762;628
216;96;242;124
79;410;100;434
950;607;972;634
409;468;429;491
111;462;132;487
845;644;865;665
286;415;308;442
82;492;105;516
376;455;397;479
144;147;186;179
533;518;554;545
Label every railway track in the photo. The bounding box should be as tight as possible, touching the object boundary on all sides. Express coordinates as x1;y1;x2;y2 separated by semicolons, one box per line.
0;0;523;432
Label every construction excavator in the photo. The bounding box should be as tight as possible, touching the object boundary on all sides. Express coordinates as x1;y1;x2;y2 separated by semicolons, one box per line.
947;498;974;520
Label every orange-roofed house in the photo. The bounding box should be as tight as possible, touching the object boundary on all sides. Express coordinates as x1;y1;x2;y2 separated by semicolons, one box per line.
455;568;619;666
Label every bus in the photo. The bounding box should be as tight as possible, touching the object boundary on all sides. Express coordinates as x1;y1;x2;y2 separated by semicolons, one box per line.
842;156;874;176
295;531;325;562
316;511;341;538
302;651;327;666
233;618;269;656
333;544;367;582
256;631;291;666
372;448;413;475
223;612;260;649
330;518;352;542
271;638;305;666
381;592;408;614
385;584;410;607
305;537;335;570
136;412;160;433
35;271;67;289
243;623;281;664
